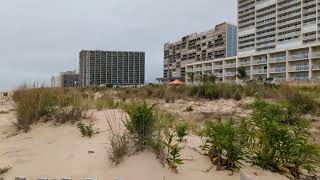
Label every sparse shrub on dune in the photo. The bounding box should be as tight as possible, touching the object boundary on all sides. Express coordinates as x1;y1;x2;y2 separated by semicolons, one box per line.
77;122;95;138
176;122;188;142
123;102;156;150
201;119;245;171
248;99;320;178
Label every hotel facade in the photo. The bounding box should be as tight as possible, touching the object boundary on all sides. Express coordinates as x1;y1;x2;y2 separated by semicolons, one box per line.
79;50;145;86
165;0;320;84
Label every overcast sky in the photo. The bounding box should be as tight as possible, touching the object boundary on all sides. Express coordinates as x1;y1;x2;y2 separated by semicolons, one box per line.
0;0;236;90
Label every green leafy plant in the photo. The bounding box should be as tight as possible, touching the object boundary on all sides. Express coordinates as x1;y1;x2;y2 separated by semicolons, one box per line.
77;122;94;138
167;144;184;172
124;102;156;150
176;122;188;142
201;120;245;170
249;99;320;178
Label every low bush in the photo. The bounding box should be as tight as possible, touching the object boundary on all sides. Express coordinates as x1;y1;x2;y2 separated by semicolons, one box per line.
77;122;95;138
124;102;156;150
249;99;320;178
201;119;245;170
176;122;188;141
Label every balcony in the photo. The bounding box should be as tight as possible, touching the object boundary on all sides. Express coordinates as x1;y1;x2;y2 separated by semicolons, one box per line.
293;77;309;81
194;67;202;72
203;66;212;71
311;52;320;58
269;56;286;63
288;54;309;61
238;61;251;66
253;69;267;74
289;65;309;72
273;77;286;83
269;67;286;73
224;63;236;68
312;64;320;70
186;68;193;73
224;72;236;77
252;59;267;65
213;65;223;69
215;73;223;77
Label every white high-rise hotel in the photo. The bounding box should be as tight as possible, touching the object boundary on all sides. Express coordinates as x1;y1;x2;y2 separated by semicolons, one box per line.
183;0;320;83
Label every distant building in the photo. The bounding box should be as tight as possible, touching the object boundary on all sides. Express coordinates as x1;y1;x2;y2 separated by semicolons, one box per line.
162;22;238;82
79;50;145;86
51;70;79;88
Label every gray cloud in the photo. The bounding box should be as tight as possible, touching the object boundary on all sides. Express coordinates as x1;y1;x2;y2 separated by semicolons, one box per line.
0;0;236;90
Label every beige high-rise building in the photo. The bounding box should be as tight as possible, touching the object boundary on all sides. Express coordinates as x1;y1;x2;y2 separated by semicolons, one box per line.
162;22;238;82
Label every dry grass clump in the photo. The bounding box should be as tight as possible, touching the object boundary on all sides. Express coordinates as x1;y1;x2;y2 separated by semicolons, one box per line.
0;166;11;174
0;110;9;114
12;87;88;132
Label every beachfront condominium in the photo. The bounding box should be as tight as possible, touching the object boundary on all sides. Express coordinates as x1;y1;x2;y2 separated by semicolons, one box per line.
51;70;79;88
79;50;145;86
184;1;320;84
238;0;319;55
162;22;238;82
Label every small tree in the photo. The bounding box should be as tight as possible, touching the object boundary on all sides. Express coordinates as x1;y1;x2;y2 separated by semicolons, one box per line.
236;67;249;83
188;72;195;85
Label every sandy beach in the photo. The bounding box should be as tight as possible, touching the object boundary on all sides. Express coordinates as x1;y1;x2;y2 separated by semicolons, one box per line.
0;99;291;180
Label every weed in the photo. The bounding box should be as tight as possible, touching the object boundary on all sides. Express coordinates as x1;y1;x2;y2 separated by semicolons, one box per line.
124;102;156;150
201;119;245;170
96;96;116;110
185;106;193;112
176;122;188;141
77;122;94;138
108;133;130;165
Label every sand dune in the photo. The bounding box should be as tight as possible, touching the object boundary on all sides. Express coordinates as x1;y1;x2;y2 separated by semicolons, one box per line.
0;100;288;180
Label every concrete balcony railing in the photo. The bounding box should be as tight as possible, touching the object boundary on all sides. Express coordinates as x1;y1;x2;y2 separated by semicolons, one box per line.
238;61;251;66
203;66;212;71
293;77;309;81
194;68;202;72
252;69;267;74
186;68;193;73
224;72;236;77
311;52;320;58
312;64;320;70
224;63;236;68
273;77;286;83
288;54;309;61
269;67;286;73
214;73;223;77
269;56;286;63
252;59;267;65
213;65;223;69
289;65;309;72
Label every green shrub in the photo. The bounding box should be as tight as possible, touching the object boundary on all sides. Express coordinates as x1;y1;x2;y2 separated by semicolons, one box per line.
77;122;94;138
176;122;188;141
249;99;320;177
124;102;156;150
167;144;184;172
201;119;245;170
285;91;319;114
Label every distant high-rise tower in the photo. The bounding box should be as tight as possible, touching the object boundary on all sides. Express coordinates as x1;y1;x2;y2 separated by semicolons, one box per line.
238;0;319;56
79;50;145;86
